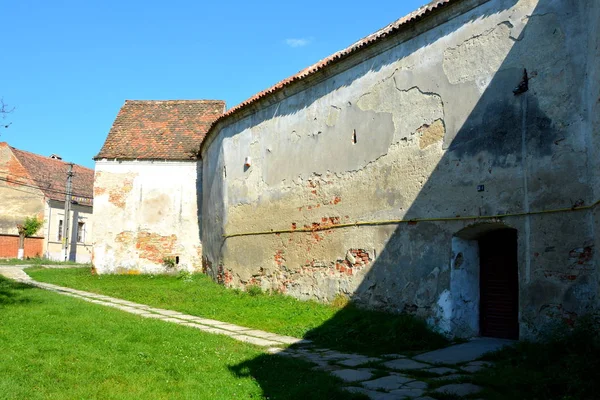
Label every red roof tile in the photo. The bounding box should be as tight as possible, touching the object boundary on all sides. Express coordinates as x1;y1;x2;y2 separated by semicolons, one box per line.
8;145;94;206
96;100;225;160
202;0;458;151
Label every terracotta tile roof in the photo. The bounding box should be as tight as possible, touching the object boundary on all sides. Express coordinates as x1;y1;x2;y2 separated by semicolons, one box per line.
96;100;225;160
202;0;459;151
8;144;94;206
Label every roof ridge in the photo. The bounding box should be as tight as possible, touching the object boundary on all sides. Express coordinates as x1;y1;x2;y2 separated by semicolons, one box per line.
96;99;225;160
10;145;93;172
124;99;225;103
201;0;460;150
5;144;94;204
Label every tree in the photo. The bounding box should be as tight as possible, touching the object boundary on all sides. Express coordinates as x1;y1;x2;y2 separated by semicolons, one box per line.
1;98;14;130
16;216;43;259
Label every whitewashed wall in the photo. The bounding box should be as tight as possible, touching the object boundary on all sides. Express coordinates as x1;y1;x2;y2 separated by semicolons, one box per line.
93;160;201;274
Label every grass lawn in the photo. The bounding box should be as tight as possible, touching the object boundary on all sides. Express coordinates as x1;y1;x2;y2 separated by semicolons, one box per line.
0;275;363;400
26;267;449;355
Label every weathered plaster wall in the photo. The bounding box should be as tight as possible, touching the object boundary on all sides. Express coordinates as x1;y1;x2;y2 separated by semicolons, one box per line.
93;160;202;273
202;0;599;338
0;144;45;235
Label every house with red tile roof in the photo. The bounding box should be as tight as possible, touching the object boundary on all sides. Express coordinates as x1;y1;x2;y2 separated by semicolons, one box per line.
92;99;225;273
0;142;94;261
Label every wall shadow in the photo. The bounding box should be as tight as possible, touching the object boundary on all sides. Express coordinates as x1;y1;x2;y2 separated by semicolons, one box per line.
227;0;595;396
300;0;588;341
228;353;365;400
68;209;79;262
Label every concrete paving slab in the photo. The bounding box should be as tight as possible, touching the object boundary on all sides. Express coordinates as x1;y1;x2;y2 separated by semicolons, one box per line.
433;383;484;396
118;307;149;315
149;309;186;316
192;318;239;326
138;313;166;319
414;338;514;365
338;356;381;367
405;381;428;389
321;351;354;360
266;347;287;354
362;375;414;390
388;387;425;398
86;300;106;306
275;337;311;345
237;329;273;337
344;386;400;400
203;323;250;332
161;317;188;323
461;364;486;373
166;315;203;322
383;359;431;371
425;367;458;375
181;323;232;335
0;267;32;281
332;369;373;382
230;335;280;347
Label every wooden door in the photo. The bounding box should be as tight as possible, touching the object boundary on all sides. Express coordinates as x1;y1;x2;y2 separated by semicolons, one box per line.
479;229;519;339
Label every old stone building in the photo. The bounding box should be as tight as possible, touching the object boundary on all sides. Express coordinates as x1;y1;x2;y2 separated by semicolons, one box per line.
200;0;600;339
93;100;224;274
0;142;94;261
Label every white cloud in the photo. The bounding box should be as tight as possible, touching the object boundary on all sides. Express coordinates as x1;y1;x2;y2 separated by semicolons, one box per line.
285;38;312;48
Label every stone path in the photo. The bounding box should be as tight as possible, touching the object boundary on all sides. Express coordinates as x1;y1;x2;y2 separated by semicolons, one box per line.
0;266;32;281
1;266;514;399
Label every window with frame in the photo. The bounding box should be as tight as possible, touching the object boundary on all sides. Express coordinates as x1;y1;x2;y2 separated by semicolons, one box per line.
77;222;85;243
57;220;63;241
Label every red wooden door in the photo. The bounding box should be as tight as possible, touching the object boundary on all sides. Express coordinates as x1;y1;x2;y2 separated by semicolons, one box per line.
479;229;519;339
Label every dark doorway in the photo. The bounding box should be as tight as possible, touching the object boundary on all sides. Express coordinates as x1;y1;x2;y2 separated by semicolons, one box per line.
479;229;519;339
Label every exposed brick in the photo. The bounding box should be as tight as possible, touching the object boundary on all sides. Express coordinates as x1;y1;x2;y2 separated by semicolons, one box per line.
0;235;43;258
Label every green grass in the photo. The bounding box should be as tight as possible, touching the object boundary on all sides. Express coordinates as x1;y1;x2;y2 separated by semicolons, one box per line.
26;267;448;355
0;257;88;266
0;275;363;400
472;318;600;400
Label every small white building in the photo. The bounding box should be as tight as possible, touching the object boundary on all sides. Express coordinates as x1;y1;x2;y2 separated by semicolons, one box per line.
92;100;224;274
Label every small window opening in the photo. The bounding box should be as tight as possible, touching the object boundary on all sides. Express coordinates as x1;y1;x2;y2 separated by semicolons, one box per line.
352;129;357;144
223;165;227;178
77;222;85;243
175;256;180;265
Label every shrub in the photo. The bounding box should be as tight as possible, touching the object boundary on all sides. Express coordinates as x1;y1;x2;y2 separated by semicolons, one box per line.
162;257;176;269
18;216;43;237
246;285;263;297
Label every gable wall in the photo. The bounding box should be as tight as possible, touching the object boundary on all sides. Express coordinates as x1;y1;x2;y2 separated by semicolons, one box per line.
0;144;45;236
93;160;202;273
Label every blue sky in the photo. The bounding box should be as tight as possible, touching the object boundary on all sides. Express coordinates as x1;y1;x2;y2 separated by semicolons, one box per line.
2;0;426;168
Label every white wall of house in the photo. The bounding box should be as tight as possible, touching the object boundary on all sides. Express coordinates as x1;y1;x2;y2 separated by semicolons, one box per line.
92;160;202;274
44;200;93;263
